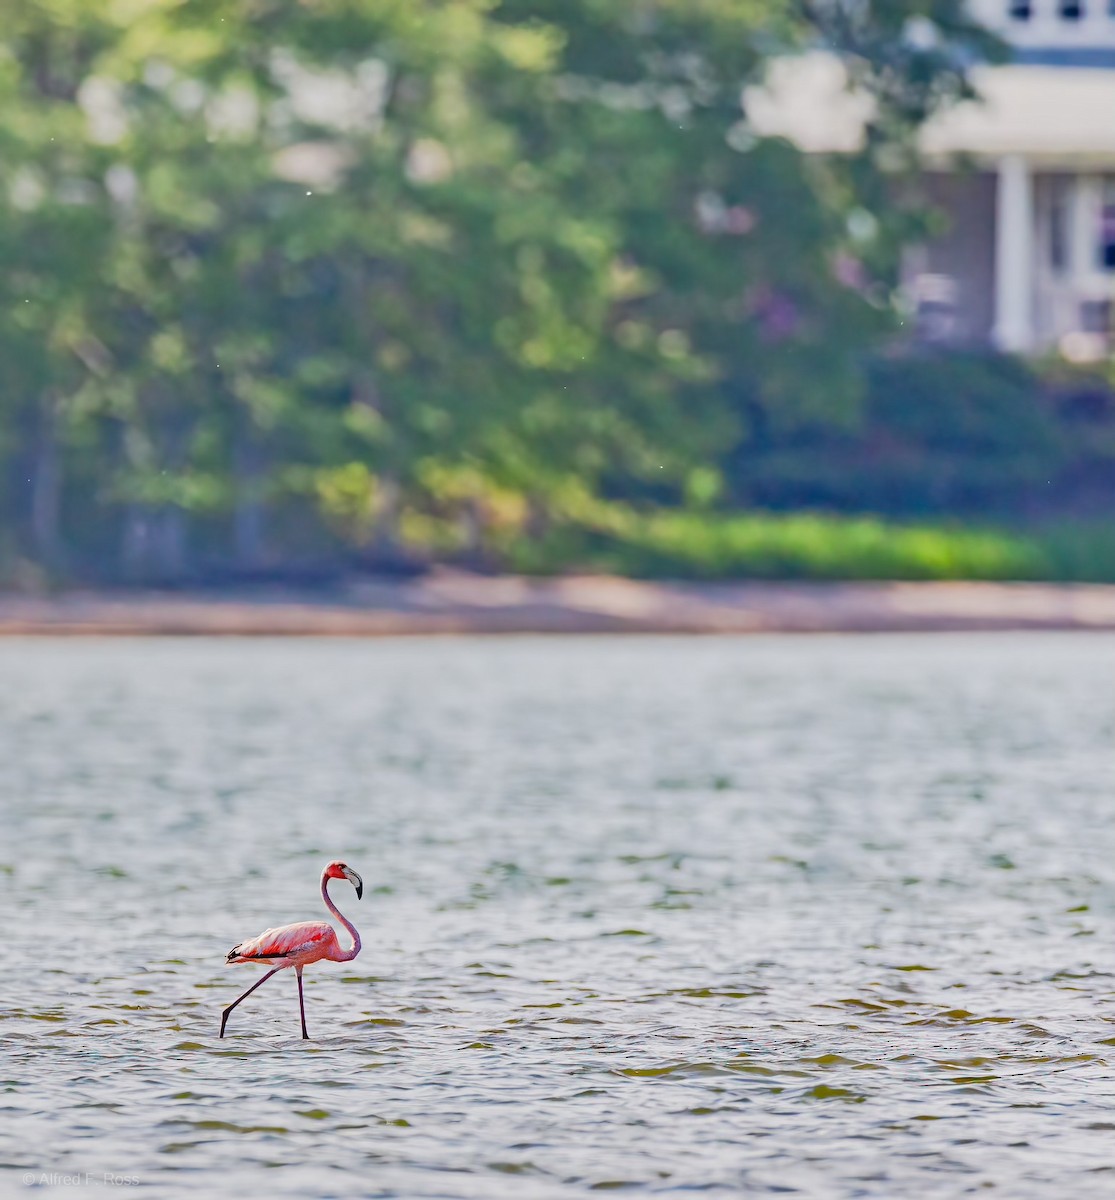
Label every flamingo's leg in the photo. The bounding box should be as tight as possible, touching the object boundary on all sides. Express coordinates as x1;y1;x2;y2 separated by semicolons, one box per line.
296;967;309;1039
219;967;282;1038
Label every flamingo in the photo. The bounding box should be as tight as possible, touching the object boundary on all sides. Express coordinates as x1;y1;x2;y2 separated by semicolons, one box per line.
219;860;363;1040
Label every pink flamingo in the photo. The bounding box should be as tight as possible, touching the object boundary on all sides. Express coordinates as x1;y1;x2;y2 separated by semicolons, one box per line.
219;860;363;1039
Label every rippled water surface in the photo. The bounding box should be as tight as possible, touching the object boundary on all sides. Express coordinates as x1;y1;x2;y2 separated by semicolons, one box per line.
2;634;1115;1197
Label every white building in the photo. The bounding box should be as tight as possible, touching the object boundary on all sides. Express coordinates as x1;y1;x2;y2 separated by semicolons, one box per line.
748;1;1115;358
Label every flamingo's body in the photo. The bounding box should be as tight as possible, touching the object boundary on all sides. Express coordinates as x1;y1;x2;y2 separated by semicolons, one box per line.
227;920;346;967
219;860;363;1039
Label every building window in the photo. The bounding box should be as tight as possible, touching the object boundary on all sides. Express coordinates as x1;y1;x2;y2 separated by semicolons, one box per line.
1081;300;1111;335
1059;1;1084;18
1008;1;1032;17
1048;179;1071;275
911;274;957;343
1101;203;1115;271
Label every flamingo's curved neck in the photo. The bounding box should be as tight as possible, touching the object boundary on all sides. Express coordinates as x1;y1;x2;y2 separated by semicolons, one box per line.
322;874;362;961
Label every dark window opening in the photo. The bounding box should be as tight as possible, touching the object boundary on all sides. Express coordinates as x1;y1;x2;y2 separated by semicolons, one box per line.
1049;183;1069;274
1102;204;1115;272
1060;1;1084;19
1009;1;1032;17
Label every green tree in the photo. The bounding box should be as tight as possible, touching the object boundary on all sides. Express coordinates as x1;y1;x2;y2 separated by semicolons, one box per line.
0;0;1000;580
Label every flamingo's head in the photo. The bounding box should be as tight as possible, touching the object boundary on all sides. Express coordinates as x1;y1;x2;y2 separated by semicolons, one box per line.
324;860;363;899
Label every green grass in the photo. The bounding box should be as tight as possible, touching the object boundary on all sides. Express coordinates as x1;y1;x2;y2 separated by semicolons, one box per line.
507;508;1115;583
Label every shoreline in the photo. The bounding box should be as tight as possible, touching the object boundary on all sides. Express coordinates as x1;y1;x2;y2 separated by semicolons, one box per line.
4;574;1115;635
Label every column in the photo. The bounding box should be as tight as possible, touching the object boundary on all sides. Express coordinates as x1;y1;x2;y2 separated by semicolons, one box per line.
992;154;1034;353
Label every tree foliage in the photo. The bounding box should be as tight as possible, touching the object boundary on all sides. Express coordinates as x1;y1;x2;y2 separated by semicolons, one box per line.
0;0;995;581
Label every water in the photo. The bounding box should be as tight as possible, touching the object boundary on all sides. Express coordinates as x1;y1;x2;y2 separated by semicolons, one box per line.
2;634;1114;1197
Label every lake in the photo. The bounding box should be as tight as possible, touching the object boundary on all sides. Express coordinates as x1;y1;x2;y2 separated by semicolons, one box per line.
2;634;1113;1197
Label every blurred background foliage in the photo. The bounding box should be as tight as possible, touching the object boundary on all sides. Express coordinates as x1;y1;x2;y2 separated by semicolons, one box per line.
0;0;1111;586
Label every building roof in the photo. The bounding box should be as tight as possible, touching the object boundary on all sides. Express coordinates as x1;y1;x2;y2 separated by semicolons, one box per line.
746;53;1115;166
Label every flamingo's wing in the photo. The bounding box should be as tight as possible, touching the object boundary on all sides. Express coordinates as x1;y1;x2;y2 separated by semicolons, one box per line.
226;920;336;964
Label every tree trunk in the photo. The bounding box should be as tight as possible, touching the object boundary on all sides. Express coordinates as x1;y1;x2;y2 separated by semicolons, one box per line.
233;432;265;569
371;474;401;564
121;505;149;581
459;499;483;561
156;507;187;580
30;400;63;571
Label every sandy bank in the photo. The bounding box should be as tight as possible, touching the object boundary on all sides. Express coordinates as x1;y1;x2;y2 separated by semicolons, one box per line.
4;574;1115;635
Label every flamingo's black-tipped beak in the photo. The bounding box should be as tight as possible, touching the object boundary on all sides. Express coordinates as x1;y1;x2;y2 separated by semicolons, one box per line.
343;866;363;899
